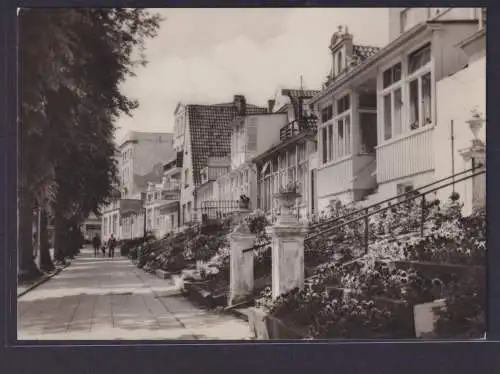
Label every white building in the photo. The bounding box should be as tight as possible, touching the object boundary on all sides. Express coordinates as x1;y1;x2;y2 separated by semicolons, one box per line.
215;97;288;210
101;131;174;241
173;96;266;227
308;8;484;213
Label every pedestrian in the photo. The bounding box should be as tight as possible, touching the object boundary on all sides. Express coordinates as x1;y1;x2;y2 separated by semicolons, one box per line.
101;243;106;257
107;233;117;258
91;234;101;257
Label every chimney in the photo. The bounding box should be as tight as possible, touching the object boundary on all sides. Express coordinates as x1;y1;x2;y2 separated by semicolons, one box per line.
267;99;275;113
233;95;246;116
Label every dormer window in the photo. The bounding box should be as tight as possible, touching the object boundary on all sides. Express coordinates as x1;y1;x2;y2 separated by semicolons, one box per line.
337;50;343;75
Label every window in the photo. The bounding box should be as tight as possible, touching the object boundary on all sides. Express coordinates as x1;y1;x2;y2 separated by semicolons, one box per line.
380;61;405;141
336;115;350;157
393;88;403;136
321;104;333;123
408;43;430;74
187;202;192;222
383;63;402;89
337;50;343;75
422;72;432;126
327;125;334;161
337;94;350;114
322;127;328;164
184;169;189;186
321;94;352;164
409;71;432;130
383;94;392;141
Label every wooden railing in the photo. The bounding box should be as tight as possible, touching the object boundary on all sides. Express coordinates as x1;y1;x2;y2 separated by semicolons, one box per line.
279;116;317;141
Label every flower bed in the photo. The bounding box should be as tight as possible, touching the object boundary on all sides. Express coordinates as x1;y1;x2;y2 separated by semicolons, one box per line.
255;196;485;339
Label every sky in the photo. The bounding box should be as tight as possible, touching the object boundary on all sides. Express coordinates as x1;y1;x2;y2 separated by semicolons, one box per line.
115;8;390;142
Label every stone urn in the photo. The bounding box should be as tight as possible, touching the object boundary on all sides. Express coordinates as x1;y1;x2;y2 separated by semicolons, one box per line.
273;191;301;226
467;108;485;141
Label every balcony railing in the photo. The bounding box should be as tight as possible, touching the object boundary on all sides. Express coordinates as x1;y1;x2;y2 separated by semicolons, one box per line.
199;200;249;221
162;179;181;192
279;116;318;141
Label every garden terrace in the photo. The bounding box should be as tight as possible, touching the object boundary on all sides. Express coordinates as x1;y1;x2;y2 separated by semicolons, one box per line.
254;167;485;339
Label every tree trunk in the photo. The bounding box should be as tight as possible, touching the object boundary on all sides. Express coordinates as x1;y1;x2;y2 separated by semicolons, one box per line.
18;187;42;282
53;209;67;264
39;209;55;272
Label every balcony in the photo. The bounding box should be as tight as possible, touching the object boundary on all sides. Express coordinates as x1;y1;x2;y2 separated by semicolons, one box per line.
376;126;434;183
279;116;317;141
162;179;181;192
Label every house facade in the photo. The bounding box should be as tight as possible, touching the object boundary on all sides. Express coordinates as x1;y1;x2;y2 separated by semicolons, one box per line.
253;88;320;221
118;131;175;199
197;156;231;221
214;99;288;212
434;19;485;214
173;96;266;227
81;212;102;241
309;9;483;213
101;131;174;241
157;155;183;236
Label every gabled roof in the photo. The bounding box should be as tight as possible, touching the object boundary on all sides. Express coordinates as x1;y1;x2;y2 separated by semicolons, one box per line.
187;103;266;186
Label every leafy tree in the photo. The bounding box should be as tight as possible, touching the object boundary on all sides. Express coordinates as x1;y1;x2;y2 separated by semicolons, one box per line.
18;8;162;280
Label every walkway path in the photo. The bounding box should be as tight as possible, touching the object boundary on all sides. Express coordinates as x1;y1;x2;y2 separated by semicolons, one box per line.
18;246;252;340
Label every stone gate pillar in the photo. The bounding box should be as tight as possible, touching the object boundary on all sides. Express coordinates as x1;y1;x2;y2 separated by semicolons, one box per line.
459;109;486;214
228;208;254;306
267;191;308;299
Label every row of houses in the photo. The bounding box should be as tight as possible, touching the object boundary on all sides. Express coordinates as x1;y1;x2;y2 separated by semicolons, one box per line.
100;7;486;242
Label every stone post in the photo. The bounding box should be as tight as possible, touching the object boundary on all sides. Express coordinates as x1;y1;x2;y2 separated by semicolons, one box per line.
459;110;486;214
228;208;255;306
267;192;308;299
459;140;486;213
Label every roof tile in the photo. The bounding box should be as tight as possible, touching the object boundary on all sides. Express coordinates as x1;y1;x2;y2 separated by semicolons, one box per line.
187;103;266;186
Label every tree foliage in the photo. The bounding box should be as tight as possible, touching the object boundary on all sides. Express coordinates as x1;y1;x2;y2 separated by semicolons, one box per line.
18;8;162;279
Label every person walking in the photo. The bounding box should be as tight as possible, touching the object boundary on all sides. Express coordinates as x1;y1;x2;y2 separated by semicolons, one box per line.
107;234;117;259
91;234;101;257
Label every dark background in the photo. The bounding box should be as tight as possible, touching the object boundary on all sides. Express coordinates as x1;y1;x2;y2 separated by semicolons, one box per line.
1;0;499;373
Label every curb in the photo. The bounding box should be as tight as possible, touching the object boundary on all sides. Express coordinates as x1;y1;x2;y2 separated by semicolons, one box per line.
17;262;71;298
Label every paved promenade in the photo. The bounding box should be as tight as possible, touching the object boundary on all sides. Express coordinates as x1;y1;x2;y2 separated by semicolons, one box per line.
18;247;252;340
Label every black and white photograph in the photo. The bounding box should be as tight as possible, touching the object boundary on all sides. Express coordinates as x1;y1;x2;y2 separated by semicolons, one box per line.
17;7;486;341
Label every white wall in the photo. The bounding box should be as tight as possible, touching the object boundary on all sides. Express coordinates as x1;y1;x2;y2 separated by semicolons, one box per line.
256;114;287;156
434;55;485;214
433;23;479;82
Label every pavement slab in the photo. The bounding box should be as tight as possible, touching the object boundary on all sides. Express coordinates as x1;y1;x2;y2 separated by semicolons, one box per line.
18;246;252;340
